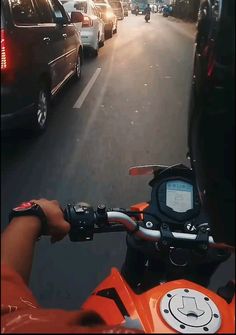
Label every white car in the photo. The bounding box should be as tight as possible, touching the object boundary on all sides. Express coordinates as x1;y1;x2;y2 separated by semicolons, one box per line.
150;3;157;13
62;0;105;56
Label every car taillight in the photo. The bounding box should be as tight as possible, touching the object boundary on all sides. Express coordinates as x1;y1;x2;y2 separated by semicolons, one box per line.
1;29;7;70
82;15;93;27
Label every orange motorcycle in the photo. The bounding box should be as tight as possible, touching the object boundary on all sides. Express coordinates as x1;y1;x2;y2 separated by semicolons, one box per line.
64;164;235;333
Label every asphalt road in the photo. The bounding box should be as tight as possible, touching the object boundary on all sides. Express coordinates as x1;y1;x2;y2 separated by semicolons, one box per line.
1;13;234;310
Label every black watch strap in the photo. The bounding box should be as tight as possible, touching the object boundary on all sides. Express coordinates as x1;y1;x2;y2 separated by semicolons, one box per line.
9;201;48;235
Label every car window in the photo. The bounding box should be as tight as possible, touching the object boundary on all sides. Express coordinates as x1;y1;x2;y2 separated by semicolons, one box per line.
9;0;40;25
96;5;106;13
34;0;54;23
66;0;88;13
1;10;5;28
61;0;77;14
50;0;68;20
110;2;121;9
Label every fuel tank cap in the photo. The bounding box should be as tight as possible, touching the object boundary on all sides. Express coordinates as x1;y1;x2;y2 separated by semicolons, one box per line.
160;288;221;333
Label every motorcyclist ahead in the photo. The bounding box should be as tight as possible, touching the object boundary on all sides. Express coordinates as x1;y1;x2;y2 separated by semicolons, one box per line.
144;3;151;15
144;3;151;22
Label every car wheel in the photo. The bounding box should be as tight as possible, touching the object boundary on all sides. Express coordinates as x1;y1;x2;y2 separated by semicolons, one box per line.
106;28;113;39
74;51;82;80
32;83;49;134
99;37;105;47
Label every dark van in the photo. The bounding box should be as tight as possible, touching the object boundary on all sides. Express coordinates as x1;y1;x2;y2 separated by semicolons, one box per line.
1;0;83;133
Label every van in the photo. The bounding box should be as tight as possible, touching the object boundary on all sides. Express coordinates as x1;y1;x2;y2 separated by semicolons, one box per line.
1;0;83;133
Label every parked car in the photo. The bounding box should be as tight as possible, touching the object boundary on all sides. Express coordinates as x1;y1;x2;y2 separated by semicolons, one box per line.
150;3;157;13
95;3;117;38
62;0;105;56
1;0;83;133
158;4;163;13
122;2;129;16
109;1;124;20
162;5;172;17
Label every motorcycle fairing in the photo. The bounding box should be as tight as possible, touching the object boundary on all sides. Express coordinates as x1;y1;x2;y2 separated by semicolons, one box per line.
82;267;235;333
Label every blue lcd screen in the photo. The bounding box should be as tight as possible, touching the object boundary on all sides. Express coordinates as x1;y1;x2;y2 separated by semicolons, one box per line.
166;180;193;213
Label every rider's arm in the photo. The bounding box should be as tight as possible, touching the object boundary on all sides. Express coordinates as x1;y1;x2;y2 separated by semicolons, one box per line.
1;216;41;284
1;199;70;284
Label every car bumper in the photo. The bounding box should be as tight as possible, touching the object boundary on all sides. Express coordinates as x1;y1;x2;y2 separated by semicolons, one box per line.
80;29;97;49
1;103;35;130
104;22;113;31
1;86;34;130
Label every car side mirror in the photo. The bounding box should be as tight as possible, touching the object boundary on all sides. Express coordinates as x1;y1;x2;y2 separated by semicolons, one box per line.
71;11;84;23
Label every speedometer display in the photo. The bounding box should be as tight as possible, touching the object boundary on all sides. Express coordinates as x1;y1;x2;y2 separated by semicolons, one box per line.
166;180;193;213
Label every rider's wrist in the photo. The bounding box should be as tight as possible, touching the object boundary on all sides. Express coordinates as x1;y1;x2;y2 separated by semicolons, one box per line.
10;216;42;240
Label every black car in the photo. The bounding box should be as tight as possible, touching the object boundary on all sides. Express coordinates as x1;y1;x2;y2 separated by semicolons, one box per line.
1;0;84;133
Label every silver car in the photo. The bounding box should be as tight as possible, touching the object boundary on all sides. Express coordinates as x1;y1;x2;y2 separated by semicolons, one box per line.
109;1;124;20
62;0;105;56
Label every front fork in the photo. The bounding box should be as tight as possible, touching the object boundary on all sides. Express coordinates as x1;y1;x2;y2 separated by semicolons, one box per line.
121;245;147;290
121;234;232;293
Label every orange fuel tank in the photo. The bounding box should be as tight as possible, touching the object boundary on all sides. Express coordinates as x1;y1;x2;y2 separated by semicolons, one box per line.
82;267;235;333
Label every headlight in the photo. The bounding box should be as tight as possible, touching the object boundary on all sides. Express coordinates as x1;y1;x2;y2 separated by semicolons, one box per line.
106;12;113;19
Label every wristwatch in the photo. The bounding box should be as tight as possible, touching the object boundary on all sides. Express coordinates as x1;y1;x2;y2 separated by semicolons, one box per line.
9;201;48;234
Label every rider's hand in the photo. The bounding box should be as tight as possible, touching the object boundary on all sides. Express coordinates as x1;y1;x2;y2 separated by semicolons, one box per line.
31;199;70;243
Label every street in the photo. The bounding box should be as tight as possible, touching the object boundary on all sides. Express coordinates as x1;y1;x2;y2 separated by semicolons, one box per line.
1;13;234;310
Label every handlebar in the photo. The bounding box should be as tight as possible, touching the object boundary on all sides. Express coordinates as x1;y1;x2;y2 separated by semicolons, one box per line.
64;203;228;250
108;211;215;246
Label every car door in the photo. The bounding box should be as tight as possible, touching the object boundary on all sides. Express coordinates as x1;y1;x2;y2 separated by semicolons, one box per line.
3;0;53;110
33;0;62;94
61;9;80;77
47;0;69;94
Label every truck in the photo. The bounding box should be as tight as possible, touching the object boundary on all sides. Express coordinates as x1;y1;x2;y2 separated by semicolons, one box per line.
131;0;148;14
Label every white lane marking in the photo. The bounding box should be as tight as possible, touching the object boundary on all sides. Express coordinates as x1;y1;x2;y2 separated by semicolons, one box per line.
73;68;102;109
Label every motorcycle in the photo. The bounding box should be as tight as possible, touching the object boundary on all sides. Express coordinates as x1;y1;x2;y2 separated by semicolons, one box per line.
64;164;235;333
145;13;150;22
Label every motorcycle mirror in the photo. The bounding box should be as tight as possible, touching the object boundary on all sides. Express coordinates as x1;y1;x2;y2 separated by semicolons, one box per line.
129;164;169;176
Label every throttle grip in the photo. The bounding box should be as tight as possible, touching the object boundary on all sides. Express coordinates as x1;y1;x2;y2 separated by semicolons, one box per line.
64;203;96;241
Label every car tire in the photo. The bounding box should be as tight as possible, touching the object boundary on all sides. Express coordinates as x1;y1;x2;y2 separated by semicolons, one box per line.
106;28;113;39
31;82;49;134
74;51;82;80
114;24;117;34
99;37;105;47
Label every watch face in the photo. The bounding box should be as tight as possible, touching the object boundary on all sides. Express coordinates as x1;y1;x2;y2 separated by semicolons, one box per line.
13;202;35;211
